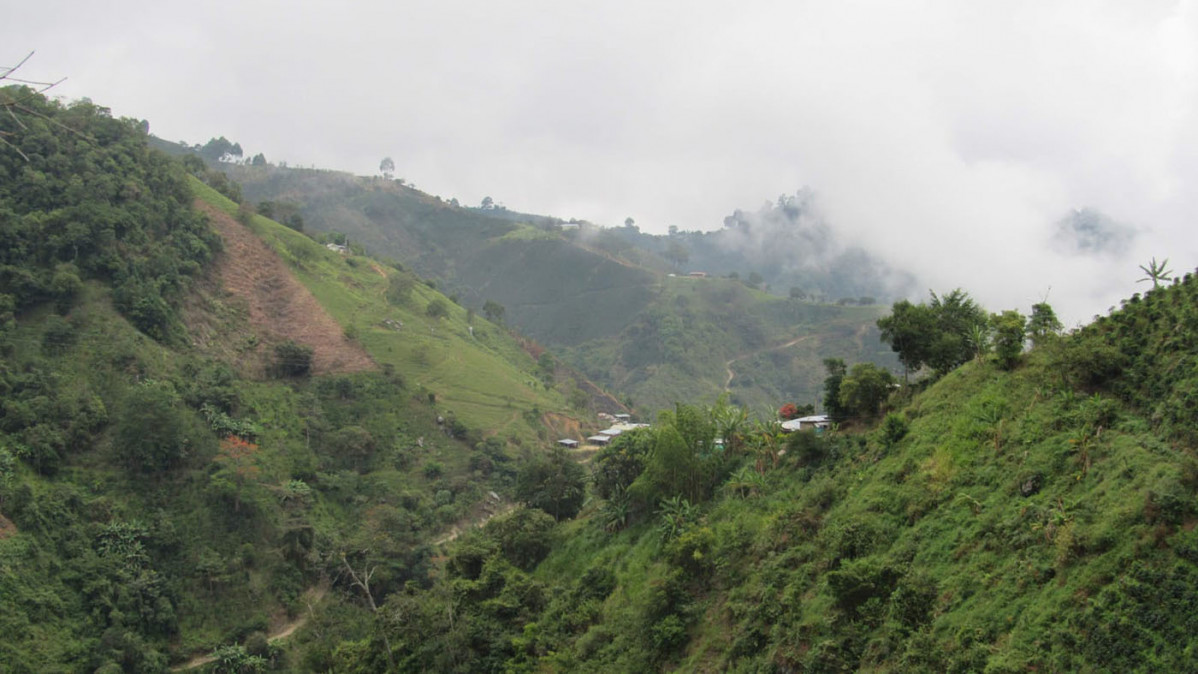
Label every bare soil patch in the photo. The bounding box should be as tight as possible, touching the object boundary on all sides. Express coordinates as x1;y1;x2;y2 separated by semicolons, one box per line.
0;513;16;539
194;201;374;376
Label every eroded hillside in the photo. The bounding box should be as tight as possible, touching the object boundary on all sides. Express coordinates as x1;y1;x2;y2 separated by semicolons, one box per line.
192;200;375;376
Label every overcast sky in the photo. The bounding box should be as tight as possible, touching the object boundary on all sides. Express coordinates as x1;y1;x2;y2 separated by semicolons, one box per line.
6;0;1197;324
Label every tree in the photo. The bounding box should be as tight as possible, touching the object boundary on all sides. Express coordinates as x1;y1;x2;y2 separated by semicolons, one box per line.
272;340;313;377
838;363;895;419
116;381;193;473
624;217;637;231
482;299;505;323
537;352;556;386
878;300;933;381
0;53;68;160
822;358;847;422
991;310;1026;370
1027;302;1062;347
592;430;654;500
379;156;395;180
426;298;449;319
926;289;988;375
250;153;267;167
665;240;689;269
481;196;494;210
878;290;987;380
1137;257;1173;289
789;286;806;301
386;272;416;305
515;447;586;520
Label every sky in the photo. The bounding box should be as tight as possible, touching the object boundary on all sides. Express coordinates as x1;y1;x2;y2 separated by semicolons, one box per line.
5;0;1197;325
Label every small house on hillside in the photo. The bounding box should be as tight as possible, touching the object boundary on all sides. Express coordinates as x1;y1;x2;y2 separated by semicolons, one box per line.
587;435;612;445
688;271;708;278
325;243;349;254
557;439;579;448
781;414;831;433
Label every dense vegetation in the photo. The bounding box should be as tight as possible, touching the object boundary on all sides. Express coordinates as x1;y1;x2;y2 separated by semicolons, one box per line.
7;88;1198;673
0;87;220;342
318;273;1198;672
0;91;582;671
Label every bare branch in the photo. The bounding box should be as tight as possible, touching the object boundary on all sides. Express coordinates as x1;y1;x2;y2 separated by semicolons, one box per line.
0;51;36;79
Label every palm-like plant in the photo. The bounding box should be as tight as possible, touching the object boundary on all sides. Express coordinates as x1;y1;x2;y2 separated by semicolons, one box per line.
1138;257;1174;289
750;418;783;474
725;465;767;499
656;496;699;541
598;485;631;533
710;395;749;454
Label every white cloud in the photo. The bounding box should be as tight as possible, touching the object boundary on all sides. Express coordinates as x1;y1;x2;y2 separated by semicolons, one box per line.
5;0;1196;324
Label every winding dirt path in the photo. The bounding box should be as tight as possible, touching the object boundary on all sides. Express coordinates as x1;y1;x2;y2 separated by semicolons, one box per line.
723;334;817;391
434;502;518;546
171;585;329;671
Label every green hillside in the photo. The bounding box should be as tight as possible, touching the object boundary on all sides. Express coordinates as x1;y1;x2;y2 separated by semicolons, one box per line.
0;89;586;671
219;164;893;412
563;275;891;412
187;180;571;443
320;273;1198;672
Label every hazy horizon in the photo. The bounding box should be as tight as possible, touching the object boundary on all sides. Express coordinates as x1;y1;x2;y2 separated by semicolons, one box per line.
5;1;1197;326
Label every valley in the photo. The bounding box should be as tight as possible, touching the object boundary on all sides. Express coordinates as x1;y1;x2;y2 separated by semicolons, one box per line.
2;85;1197;673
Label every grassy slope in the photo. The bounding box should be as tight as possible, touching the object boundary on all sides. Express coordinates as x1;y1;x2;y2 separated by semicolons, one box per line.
227;167;893;412
191;179;569;442
564;274;891;411
521;288;1198;672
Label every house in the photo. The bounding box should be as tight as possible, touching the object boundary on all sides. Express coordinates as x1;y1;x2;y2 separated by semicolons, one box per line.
781;414;831;433
614;413;632;422
586;434;612;445
557;438;579;448
688;271;708;278
325;243;349;254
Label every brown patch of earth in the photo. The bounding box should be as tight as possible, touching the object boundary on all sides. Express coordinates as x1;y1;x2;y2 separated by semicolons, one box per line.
193;201;375;376
0;513;16;539
541;411;582;441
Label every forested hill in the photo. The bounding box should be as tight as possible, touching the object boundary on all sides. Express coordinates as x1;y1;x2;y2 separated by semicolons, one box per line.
189;160;895;411
0;88;585;671
323;273;1198;672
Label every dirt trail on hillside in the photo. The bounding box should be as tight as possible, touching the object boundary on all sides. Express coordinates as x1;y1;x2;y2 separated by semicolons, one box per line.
196;201;374;375
434;501;518;546
724;334;817;390
172;584;329;671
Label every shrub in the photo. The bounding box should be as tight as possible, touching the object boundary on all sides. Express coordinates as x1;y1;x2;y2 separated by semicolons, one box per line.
271;340;313;377
879;413;909;449
426;298;449;319
115;381;193;473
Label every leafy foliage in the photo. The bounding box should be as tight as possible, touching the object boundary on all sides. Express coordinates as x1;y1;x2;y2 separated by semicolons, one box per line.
0;87;219;339
516;447;586;521
346;276;1198;672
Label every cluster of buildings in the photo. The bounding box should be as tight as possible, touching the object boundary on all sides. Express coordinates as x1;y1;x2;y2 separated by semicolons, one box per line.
556;411;830;451
558;413;650;448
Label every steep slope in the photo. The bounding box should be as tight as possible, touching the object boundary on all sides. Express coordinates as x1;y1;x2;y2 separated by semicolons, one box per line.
0;91;592;672
221;164;894;411
192;200;374;375
335;275;1198;672
188;179;576;443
